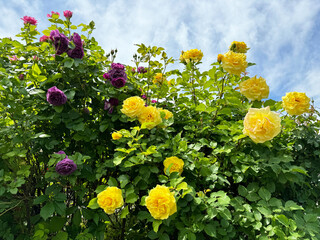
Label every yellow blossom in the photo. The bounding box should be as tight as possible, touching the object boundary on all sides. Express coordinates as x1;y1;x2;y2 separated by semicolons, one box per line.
120;96;145;118
229;41;249;53
282;92;310;115
239;76;269;101
153;73;166;84
217;54;224;63
180;49;203;64
112;132;122;140
221;51;247;76
163;156;184;175
97;187;124;214
243;106;281;143
138;106;162;129
145;185;177;220
159;108;173;120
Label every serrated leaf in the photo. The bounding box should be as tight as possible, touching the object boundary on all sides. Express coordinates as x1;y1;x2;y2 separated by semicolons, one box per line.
40;202;55;220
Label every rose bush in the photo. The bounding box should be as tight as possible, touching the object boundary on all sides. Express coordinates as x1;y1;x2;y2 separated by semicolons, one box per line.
0;11;320;240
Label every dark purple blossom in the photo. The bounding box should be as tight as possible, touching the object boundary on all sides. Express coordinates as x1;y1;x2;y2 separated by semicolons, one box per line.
104;97;119;114
103;73;110;79
83;108;90;114
111;63;125;70
67;33;84;59
55;158;77;175
111;77;126;88
56;150;66;155
19;74;24;80
138;66;147;73
46;86;67;106
108;68;127;79
50;30;69;55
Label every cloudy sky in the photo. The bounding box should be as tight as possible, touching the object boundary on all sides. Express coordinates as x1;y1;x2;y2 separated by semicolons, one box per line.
1;0;320;104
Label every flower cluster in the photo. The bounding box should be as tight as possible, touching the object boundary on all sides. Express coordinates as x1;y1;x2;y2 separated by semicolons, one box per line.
104;63;127;88
239;76;269;101
163;156;184;175
97;187;124;214
282;92;310;115
229;41;249;53
47;11;60;18
180;49;203;64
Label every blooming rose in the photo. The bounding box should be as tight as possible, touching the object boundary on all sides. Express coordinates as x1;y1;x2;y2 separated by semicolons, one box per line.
111;63;125;70
50;30;69;55
180;49;203;64
221;51;247;76
46;86;67;106
217;54;224;63
159;108;173;120
21;16;38;25
111;77;126;88
55;150;67;156
282;92;310;115
103;73;110;79
153;73;166;84
145;185;177;220
121;96;145;118
67;33;84;59
63;10;73;19
112;132;122;140
47;11;60;18
40;35;50;42
229;41;249;53
163;156;184;175
138;66;147;73
239;76;269;101
138;106;162;129
55;158;77;175
104;97;119;114
243;106;281;143
97;187;124;214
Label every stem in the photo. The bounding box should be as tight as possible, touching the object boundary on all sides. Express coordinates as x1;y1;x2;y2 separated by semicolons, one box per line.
190;64;197;105
0;200;22;217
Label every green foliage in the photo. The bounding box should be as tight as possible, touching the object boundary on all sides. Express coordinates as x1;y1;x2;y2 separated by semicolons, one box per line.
1;13;320;240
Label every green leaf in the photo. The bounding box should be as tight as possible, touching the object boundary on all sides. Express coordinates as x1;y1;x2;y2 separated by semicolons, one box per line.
108;177;118;187
40;202;55;220
238;185;247;197
126;193;138;203
285;200;304;211
64;58;74;68
204;223;216;237
176;182;188;191
120;205;129;219
258;187;271;201
52;232;68;240
195;103;206;112
87;198;99;209
54;105;64;113
276;214;289;227
153;220;162;233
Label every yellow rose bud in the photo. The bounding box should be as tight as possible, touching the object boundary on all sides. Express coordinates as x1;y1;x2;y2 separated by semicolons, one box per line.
145;185;177;220
97;187;124;214
112;132;122;140
221;51;247;76
153;73;166;84
138;106;162;129
163;156;184;175
229;41;249;53
120;96;145;118
239;76;269;101
180;49;203;64
217;54;224;63
282;92;310;115
243;106;281;143
159;108;173;120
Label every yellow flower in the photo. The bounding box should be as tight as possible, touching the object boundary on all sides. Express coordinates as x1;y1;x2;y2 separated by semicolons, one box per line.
159;108;173;120
138;106;162;129
282;92;310;115
221;51;247;76
180;49;203;64
145;185;177;220
163;156;184;175
239;76;269;101
112;132;122;140
217;54;224;63
153;73;166;84
97;187;124;214
229;41;249;53
243;106;281;143
120;96;145;118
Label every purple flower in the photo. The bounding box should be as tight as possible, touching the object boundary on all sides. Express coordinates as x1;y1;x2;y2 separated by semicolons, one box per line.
103;73;110;79
46;86;67;106
19;74;24;80
151;100;157;103
111;77;126;88
108;68;127;79
111;63;125;70
142;95;147;99
63;10;73;19
138;66;147;73
50;30;69;55
56;150;66;155
55;158;77;175
104;97;119;114
83;108;90;114
67;33;84;59
70;33;82;48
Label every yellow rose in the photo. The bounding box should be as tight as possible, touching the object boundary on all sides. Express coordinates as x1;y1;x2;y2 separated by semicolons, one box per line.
221;51;247;76
159;108;173;120
97;187;124;214
138;106;162;129
282;92;310;115
145;185;177;220
120;96;145;118
180;49;203;64
163;156;184;175
217;54;224;63
229;41;249;53
153;73;166;84
239;76;269;101
112;132;122;140
243;106;281;143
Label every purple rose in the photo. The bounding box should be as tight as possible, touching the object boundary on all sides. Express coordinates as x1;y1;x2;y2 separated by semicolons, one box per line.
55;158;77;175
46;86;67;106
104;97;119;113
50;30;69;55
111;63;125;70
142;95;147;99
108;68;127;79
109;97;119;106
138;66;147;73
111;77;126;88
67;46;84;59
103;73;110;79
19;74;24;80
70;33;83;48
56;150;66;155
151;100;157;103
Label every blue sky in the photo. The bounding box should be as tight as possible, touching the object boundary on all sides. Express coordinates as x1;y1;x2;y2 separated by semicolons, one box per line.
1;0;320;105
